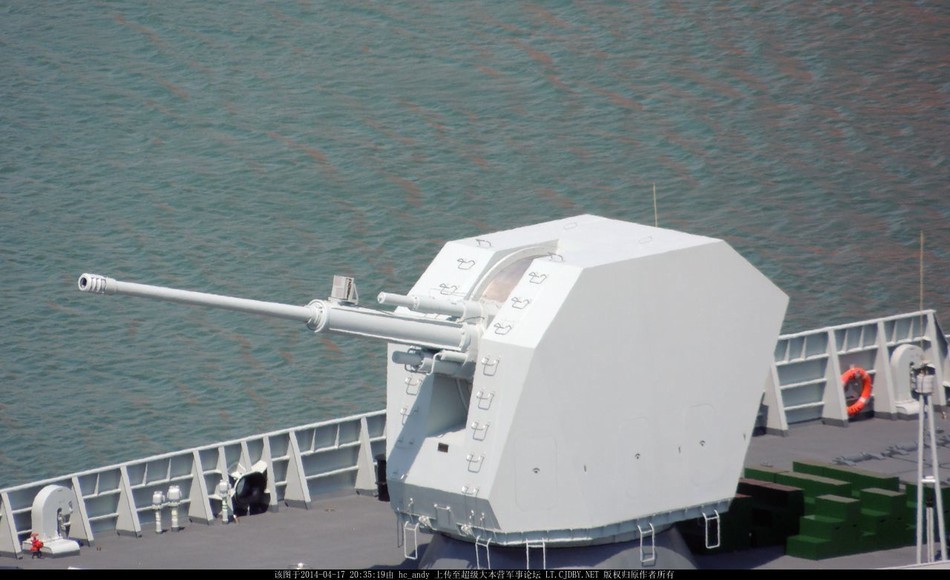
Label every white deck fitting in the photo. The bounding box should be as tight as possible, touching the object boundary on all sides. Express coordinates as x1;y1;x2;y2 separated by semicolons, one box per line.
0;410;384;559
764;310;949;433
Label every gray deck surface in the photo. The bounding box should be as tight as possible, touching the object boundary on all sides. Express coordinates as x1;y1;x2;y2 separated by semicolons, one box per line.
10;414;950;570
16;492;418;570
746;416;948;482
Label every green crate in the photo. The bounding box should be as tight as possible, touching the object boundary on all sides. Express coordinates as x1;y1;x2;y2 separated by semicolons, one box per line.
787;527;868;560
792;460;900;494
776;472;852;502
891;523;916;547
745;465;787;483
722;494;754;551
737;479;808;546
860;487;905;514
738;478;806;512
751;525;787;548
814;494;861;521
798;515;844;540
858;508;892;535
786;534;836;560
904;481;950;511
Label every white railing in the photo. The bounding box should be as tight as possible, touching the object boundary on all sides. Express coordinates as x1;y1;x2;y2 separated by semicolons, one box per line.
0;409;385;558
763;310;949;433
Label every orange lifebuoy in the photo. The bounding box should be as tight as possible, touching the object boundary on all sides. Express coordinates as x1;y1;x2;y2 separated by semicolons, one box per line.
841;367;873;416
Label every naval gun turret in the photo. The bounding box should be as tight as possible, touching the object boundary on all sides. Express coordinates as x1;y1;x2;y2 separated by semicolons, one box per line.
78;215;788;565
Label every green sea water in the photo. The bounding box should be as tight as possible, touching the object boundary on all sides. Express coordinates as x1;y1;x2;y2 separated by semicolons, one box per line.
1;1;947;487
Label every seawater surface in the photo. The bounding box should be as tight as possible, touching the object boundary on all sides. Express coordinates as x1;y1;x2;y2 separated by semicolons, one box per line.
1;1;947;487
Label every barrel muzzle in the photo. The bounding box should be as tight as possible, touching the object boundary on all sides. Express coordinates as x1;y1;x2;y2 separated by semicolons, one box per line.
78;273;116;294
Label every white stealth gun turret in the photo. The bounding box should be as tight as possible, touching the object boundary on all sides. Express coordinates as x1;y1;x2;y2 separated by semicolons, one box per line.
79;215;788;549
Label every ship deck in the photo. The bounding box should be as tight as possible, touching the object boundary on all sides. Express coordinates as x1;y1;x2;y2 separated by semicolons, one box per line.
11;414;950;570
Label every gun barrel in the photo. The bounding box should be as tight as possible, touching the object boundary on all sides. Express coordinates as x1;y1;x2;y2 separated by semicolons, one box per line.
78;273;473;352
78;273;315;323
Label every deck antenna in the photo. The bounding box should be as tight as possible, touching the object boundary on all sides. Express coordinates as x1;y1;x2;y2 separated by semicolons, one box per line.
914;350;946;564
919;230;925;351
914;229;946;564
652;183;658;227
